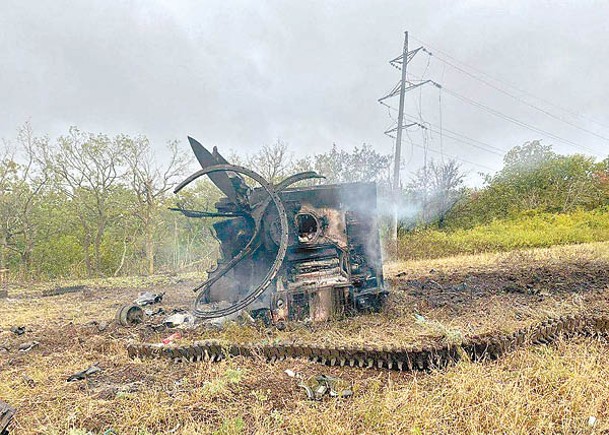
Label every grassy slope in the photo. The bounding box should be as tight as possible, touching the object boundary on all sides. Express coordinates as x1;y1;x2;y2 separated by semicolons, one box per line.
1;242;609;434
398;209;609;260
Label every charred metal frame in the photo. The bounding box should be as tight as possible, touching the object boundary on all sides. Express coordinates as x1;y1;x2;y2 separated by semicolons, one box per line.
174;137;387;323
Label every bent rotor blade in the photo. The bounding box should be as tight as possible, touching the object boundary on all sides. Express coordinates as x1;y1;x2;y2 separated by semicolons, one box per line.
249;171;325;204
187;136;239;204
169;207;245;218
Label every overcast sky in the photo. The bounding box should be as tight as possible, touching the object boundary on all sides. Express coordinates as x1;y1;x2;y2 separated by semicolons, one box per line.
2;0;609;183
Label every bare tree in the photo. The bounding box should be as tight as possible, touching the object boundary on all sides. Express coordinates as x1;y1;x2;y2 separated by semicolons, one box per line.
14;123;49;273
0;145;20;270
0;123;49;275
408;159;465;227
123;137;189;275
248;139;291;183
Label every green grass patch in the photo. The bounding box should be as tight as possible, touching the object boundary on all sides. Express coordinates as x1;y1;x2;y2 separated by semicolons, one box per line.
398;208;609;260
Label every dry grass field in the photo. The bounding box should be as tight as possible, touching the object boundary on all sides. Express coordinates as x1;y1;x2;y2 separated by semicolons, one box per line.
2;242;609;434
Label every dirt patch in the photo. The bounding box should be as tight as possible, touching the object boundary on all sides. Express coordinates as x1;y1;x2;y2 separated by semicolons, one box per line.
390;254;609;311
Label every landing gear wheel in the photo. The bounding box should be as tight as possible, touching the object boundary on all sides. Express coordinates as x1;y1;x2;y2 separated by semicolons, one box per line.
116;304;144;326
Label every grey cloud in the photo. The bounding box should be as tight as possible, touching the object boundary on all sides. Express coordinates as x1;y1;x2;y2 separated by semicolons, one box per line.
1;0;608;184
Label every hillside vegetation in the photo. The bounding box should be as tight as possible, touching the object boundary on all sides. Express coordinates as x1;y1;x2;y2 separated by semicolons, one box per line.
2;122;608;280
395;140;609;259
398;208;609;259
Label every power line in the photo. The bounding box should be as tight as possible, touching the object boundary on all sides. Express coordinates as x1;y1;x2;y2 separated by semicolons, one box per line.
380;35;607;175
380;33;506;184
383;100;509;156
410;34;609;133
406;36;606;154
430;52;609;143
440;86;600;155
404;113;506;156
408;139;497;172
428;127;504;157
403;128;416;167
435;127;504;155
438;86;444;161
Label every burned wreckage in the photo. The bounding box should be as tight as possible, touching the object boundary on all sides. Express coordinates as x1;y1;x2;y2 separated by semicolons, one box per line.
129;139;609;371
174;137;387;325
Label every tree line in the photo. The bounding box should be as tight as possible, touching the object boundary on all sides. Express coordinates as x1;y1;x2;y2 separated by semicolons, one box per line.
444;141;609;229
1;125;395;280
3;123;607;281
2;124;198;278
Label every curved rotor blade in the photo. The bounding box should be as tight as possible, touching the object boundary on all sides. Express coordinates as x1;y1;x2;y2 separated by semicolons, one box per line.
187;137;239;204
276;171;325;190
176;164;290;319
249;171;325;204
169;207;245;218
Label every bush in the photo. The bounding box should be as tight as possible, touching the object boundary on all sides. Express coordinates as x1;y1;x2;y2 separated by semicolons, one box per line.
32;234;84;279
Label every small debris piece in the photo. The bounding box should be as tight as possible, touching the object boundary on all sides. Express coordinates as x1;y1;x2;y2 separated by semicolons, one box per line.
116;304;145;327
86;320;109;332
22;375;35;388
145;307;166;317
503;283;525;294
298;375;352;400
454;282;468;292
284;369;304;379
162;332;182;345
503;283;540;295
67;363;102;382
0;400;15;435
414;313;427;323
42;284;85;297
588;416;597;427
332;388;352;398
167;423;181;434
10;326;25;336
134;291;165;307
18;341;39;352
149;323;166;332
163;312;194;328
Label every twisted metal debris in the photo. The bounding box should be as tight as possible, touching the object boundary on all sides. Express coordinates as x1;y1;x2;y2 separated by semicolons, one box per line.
0;400;14;435
127;313;609;371
173;137;386;323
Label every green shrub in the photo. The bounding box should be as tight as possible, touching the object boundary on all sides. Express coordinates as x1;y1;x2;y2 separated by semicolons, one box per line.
32;234;84;279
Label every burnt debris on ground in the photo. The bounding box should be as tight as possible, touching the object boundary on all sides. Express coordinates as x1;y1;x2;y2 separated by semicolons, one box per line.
2;243;609;433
